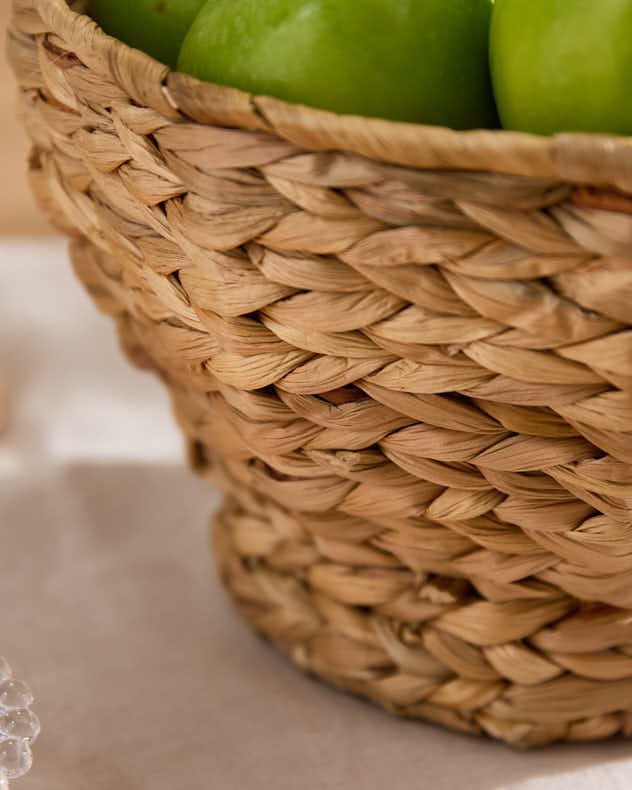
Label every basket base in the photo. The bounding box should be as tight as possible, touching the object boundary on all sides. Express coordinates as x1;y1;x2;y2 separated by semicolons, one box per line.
209;485;632;749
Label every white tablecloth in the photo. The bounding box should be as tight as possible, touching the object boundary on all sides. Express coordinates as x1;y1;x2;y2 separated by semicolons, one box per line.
1;239;631;789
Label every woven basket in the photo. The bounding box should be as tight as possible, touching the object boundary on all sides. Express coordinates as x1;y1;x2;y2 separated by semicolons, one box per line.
9;0;632;748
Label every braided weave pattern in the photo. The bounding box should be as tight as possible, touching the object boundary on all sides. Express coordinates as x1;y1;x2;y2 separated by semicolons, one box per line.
9;0;632;747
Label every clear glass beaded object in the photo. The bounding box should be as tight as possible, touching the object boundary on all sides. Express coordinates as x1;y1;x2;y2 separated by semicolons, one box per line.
0;659;38;786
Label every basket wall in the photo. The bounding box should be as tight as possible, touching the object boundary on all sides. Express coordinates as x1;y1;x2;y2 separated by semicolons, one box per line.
8;0;632;747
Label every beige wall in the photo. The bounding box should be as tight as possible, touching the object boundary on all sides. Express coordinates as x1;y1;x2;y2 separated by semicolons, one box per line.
1;0;51;235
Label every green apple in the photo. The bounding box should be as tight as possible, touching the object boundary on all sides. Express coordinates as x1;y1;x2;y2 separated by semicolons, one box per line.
87;0;207;68
177;0;498;129
491;0;632;136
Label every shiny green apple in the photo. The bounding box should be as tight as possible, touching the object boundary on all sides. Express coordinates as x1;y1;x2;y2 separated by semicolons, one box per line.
87;0;207;68
491;0;632;135
177;0;498;129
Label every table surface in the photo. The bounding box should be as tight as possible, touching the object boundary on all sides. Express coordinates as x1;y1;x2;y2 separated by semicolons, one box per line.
1;238;631;789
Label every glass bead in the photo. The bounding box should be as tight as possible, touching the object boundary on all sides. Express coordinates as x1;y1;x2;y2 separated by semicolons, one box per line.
0;738;32;780
0;682;34;712
0;661;37;785
0;710;40;742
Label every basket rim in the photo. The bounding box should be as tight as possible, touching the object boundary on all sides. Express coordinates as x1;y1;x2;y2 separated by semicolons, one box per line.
12;0;632;191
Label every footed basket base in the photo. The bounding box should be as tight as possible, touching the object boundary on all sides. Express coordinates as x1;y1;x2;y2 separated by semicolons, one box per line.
207;477;632;749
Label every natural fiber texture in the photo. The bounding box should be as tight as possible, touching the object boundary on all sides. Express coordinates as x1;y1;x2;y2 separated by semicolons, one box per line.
9;0;632;748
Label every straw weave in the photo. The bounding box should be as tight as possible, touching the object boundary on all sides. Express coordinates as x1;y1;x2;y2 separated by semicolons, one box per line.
9;0;632;747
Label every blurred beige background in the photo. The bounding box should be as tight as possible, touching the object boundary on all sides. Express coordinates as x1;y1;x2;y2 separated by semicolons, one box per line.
1;0;51;235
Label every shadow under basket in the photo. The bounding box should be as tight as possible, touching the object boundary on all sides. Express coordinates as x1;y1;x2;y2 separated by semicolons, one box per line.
9;0;632;748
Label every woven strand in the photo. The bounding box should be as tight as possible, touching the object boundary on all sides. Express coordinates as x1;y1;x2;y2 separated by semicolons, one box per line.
9;0;632;748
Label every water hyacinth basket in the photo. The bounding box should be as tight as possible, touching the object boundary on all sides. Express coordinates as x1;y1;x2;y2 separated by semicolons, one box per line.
8;0;632;748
